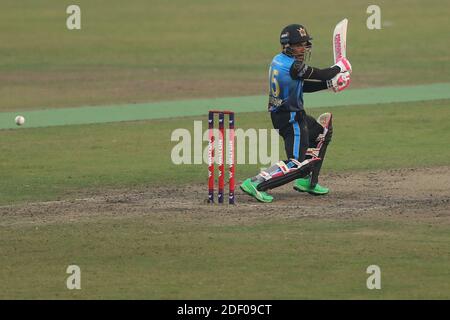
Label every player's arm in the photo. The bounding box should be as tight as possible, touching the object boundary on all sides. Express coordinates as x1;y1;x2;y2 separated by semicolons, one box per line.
290;58;352;81
303;80;328;92
290;61;339;81
304;71;352;93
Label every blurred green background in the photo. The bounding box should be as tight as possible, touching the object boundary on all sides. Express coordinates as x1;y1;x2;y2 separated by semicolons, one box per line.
1;0;449;110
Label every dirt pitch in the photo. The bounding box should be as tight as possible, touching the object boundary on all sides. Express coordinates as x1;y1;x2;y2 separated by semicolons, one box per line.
1;166;449;226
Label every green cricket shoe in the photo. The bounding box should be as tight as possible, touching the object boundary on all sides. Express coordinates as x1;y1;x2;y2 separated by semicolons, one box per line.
240;178;274;203
293;177;329;195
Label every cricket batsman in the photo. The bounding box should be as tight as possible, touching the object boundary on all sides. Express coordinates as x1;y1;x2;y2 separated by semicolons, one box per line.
240;23;352;203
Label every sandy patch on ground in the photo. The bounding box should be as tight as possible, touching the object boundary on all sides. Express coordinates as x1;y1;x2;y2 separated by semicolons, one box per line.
1;166;449;227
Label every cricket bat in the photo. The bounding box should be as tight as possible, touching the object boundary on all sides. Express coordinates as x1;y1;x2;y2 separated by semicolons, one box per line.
333;18;348;63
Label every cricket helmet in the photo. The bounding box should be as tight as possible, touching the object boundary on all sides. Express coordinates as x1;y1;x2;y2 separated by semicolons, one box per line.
280;24;313;60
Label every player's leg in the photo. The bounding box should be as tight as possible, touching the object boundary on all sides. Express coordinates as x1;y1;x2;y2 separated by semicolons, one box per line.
309;115;332;188
239;112;292;203
294;113;333;195
255;157;320;191
269;110;309;162
255;111;316;191
241;111;318;196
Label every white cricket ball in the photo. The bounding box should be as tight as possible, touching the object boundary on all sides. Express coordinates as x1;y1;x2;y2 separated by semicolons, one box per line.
15;115;25;126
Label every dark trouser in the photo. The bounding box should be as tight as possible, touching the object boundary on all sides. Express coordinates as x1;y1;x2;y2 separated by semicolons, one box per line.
271;111;330;187
271;111;324;160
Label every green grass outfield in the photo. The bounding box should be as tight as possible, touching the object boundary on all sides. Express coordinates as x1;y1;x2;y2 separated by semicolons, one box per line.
2;214;449;299
1;99;450;205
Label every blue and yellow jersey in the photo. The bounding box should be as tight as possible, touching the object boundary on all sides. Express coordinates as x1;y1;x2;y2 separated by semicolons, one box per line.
268;53;304;113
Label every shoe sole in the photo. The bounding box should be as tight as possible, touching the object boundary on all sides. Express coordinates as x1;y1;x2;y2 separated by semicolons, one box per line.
293;186;307;193
293;186;328;196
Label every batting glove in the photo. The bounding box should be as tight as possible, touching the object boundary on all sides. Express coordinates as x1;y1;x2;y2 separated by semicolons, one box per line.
327;71;351;92
333;57;352;74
